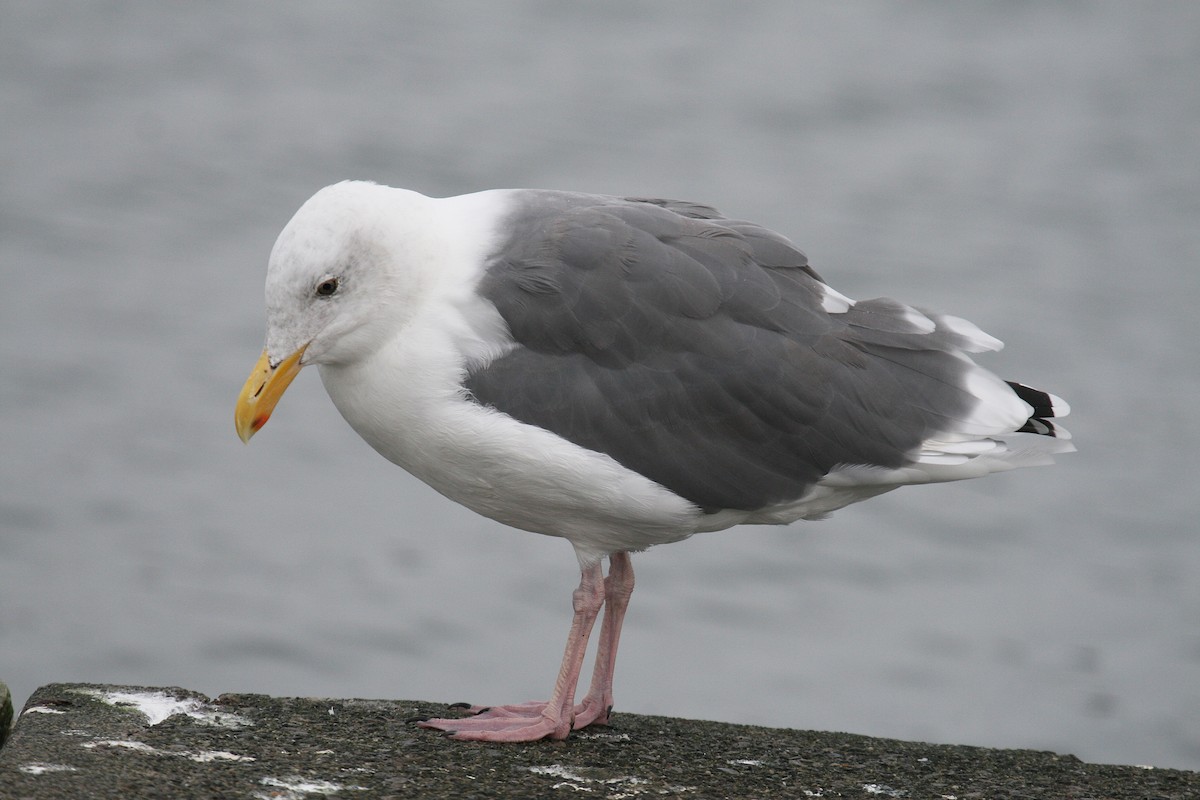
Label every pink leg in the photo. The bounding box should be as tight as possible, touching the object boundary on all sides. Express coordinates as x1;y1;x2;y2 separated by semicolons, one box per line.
418;561;606;742
572;551;634;728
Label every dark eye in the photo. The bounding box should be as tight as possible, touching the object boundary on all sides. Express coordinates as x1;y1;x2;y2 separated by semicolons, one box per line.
316;277;339;297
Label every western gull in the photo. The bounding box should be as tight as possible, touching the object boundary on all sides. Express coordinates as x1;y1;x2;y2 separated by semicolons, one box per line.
235;181;1073;742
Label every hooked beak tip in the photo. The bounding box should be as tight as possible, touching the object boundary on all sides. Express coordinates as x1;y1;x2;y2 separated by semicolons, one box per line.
235;345;307;442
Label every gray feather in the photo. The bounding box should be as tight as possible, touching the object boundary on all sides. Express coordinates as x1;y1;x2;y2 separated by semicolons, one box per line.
465;192;980;512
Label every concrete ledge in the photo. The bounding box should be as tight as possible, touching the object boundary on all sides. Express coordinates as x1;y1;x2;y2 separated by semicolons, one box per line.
1;684;1196;799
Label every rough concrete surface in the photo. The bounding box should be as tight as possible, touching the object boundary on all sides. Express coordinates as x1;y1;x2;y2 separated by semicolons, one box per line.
0;683;1195;799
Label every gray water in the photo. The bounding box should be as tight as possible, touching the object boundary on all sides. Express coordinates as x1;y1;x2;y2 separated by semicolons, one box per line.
3;1;1198;771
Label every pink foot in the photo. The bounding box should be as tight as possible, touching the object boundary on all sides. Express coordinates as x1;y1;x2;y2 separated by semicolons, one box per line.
466;699;610;726
421;696;611;735
415;554;634;743
419;705;572;741
461;701;545;718
571;696;613;728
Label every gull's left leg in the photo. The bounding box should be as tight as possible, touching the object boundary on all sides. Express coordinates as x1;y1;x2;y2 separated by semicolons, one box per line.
418;560;606;742
572;551;634;728
429;553;635;732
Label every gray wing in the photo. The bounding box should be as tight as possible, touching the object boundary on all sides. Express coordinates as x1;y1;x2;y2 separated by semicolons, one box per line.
464;191;979;512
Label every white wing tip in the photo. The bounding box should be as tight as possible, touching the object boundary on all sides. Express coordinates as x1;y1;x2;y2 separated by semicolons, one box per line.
820;284;855;314
938;314;1004;352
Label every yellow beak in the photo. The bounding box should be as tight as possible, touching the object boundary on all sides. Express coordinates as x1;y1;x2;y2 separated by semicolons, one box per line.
235;345;307;443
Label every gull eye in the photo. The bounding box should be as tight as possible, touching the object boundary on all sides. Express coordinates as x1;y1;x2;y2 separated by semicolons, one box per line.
315;277;339;297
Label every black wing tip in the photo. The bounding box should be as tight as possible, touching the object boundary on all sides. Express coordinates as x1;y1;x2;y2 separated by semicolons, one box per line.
1006;381;1071;438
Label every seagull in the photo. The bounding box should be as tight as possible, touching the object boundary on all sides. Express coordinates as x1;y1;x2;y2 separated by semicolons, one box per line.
235;181;1072;742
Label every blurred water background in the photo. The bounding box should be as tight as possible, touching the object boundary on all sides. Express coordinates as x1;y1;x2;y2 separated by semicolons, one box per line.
2;1;1198;771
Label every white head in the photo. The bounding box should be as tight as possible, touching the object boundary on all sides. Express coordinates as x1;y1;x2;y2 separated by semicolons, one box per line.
235;181;437;441
263;181;440;366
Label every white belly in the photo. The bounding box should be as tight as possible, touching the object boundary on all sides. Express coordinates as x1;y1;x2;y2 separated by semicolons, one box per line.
318;334;707;565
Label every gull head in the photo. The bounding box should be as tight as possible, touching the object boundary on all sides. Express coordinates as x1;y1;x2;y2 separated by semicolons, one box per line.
235;181;437;442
